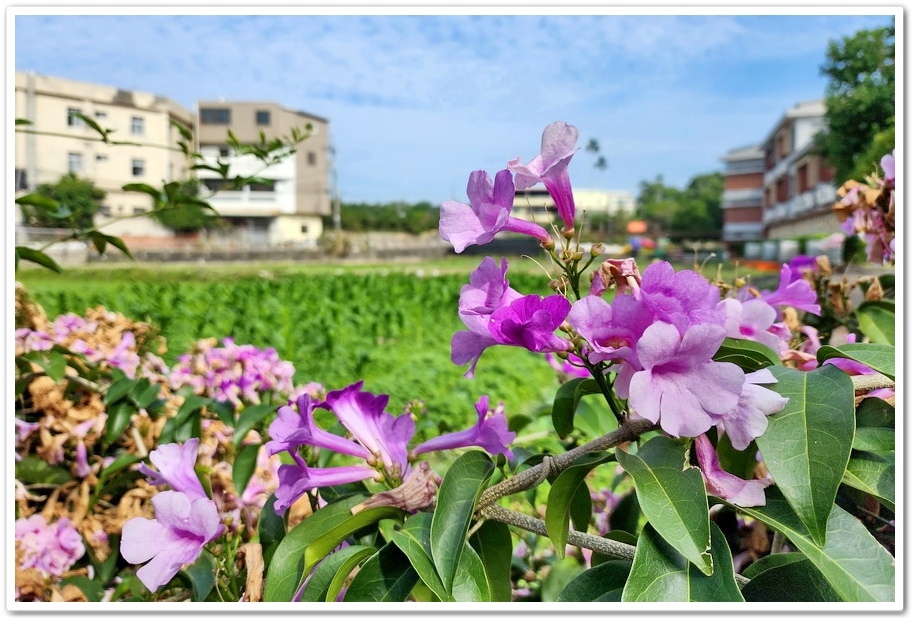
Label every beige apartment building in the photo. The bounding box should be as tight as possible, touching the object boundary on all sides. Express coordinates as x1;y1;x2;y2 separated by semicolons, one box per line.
196;101;331;247
14;70;194;238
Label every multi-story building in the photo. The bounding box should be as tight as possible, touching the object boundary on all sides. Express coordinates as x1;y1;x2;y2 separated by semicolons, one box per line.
512;188;636;224
14;70;193;238
720;144;766;250
195;101;331;247
760;100;837;239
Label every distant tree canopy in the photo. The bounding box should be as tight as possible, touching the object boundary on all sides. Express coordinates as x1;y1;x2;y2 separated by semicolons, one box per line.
636;172;724;239
817;23;895;183
328;201;439;234
23;173;106;229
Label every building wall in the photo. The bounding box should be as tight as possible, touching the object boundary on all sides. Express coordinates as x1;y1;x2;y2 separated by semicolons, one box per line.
724;172;763;190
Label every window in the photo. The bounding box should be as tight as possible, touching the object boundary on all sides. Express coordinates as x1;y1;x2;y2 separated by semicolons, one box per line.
200;108;231;124
133;207;145;215
307;151;317;166
96;155;108;162
256;110;271;125
68;152;83;174
301;224;309;234
98;206;112;217
94;110;107;119
219;147;230;157
249;180;275;192
67;107;84;127
202;179;226;192
15;169;28;191
131;159;145;177
131;116;145;135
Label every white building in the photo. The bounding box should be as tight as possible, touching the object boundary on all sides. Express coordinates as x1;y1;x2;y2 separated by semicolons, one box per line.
512;188;636;224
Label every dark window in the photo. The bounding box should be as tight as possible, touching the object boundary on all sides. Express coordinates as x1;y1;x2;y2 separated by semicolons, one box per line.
67;107;84;127
200;108;231;124
131;159;145;177
219;147;230;157
249;181;275;192
131;116;145;135
15;169;28;190
301;224;309;234
256;110;271;125
202;179;226;192
307;151;317;166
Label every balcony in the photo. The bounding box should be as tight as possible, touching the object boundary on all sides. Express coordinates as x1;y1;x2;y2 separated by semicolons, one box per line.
762;183;835;224
206;188;296;217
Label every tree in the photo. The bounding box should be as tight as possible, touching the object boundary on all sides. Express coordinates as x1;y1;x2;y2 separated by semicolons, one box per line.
816;24;895;182
147;180;217;233
22;173;106;229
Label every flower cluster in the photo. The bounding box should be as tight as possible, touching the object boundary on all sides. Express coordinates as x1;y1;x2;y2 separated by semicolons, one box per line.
265;382;515;515
15;515;86;581
168;337;296;408
834;150;896;264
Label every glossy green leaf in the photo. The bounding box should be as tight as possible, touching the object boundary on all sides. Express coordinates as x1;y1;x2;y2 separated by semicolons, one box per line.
104;377;138;406
452;543;490;602
264;494;369;601
303;505;404;573
60;576;105;602
855;300;895;345
540;556;584;602
852;427;895;454
98;453;139;484
129;380;161;408
616;436;712;575
391;512;449;601
232;403;277;447
741;553;841;601
622;523;743;602
816;343;895;380
18;350;68;382
843;452;895;511
714;337;781;371
15;454;71;485
551;377;601;438
257;493;285;570
756;365;855;546
299;544;376;602
232;443;260;497
430;450;494;595
342;541;418;602
468;520;513;602
103;402;137;446
732;488;895;601
546;452;613;556
182;550;216;601
856;397;895;428
15;246;63;273
556;560;631;602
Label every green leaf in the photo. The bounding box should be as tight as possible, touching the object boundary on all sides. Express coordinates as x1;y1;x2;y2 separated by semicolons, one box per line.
15;192;58;208
616;436;712;575
451;543;490;602
755;365;855;546
175;395;210;427
104;377;139;406
342;541;418;602
843;452;895;511
430;450;494;595
622;523;743;602
741;553;841;601
232;403;277;447
88;230;108;255
733;488;895;602
182;550;216;601
540;556;584;602
556;560;631;602
856;396;895;428
551;378;601;438
15;246;63;273
714;337;781;371
546;452;614;556
102;233;134;260
15;454;71;485
60;576;105;602
98;453;139;484
468;520;513;602
264;494;368;601
816;343;895;380
19;350;69;383
257;493;285;570
391;512;450;601
129;380;161;408
299;544;376;602
855;300;895;345
232;443;260;496
852;427;895;454
103;401;137;445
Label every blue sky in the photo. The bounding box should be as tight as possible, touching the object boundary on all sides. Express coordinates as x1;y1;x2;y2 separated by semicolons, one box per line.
11;7;896;205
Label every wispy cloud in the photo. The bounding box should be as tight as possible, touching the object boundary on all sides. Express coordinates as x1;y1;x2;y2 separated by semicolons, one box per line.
13;11;894;203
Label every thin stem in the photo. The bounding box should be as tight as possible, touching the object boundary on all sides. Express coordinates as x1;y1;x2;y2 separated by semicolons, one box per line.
476;417;656;510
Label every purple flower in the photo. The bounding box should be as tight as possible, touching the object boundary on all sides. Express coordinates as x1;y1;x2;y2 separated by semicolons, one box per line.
568;294;651;367
487;294;572;353
274;462;381;515
695;434;771;507
759;263;821;315
636;261;725;333
459;256;523;316
440;169;551;253
15;515;85;578
719;297;783;354
881;150;895;183
786;255;819;282
717;369;789;451
321;381;415;479
412;395;515;459
589;258;642;297
616;322;745;438
121;490;222;592
138;438;207;500
265;393;371;461
508;121;579;230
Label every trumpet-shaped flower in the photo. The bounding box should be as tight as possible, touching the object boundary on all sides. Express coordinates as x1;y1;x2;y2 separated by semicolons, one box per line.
758;263;821;315
121;491;222;592
138;438;207;500
718;297;783;354
440;169;551;252
636;261;725;332
694;434;771;507
274;462;381;515
412;395;515;459
616;322;745;438
508;121;579;230
265;393;371;461
487;294;571;354
568;294;651;367
717;369;789;451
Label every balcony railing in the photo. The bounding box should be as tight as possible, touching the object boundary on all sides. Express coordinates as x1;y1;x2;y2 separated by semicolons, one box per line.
762;183;836;224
